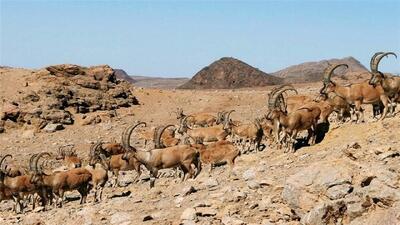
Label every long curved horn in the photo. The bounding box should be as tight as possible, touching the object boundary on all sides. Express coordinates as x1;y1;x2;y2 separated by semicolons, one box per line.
29;154;39;172
323;63;348;84
181;115;194;126
371;52;397;73
0;155;12;172
121;122;146;151
34;152;51;174
370;52;385;72
154;124;175;148
268;85;296;109
89;142;101;156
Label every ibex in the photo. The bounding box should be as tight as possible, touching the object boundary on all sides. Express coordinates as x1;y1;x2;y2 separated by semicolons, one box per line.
320;61;389;123
178;111;234;142
369;52;399;116
55;145;82;169
191;139;239;176
122;122;201;188
267;88;321;153
30;153;92;208
0;155;41;213
86;145;109;202
176;108;216;127
229;117;264;153
90;141;142;187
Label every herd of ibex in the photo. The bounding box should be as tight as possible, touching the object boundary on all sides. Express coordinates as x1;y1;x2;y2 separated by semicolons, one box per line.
0;52;398;214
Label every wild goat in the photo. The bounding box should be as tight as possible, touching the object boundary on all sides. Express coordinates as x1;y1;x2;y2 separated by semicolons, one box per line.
0;155;41;213
178;111;234;142
30;153;92;208
191;139;239;176
271;84;350;123
86;145;108;202
320;61;389;123
369;52;399;116
90;141;142;187
267;89;321;153
55;145;82;169
153;124;180;148
122;122;201;188
176;108;216;127
229;117;264;153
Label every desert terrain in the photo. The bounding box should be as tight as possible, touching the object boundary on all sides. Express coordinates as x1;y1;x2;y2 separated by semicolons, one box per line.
0;65;399;225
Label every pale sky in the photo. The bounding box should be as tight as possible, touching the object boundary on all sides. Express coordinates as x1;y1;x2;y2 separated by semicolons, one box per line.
1;0;399;77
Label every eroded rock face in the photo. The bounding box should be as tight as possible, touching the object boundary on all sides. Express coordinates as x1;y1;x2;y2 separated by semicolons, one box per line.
0;64;139;132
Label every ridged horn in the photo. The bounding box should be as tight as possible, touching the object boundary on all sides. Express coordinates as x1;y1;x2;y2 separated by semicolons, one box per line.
371;52;397;73
268;85;296;109
34;152;51;174
323;63;348;84
154;124;175;148
121;122;146;151
370;52;385;72
29;154;38;171
0;155;12;172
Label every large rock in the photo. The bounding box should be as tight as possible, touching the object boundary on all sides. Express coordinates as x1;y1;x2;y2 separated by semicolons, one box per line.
282;160;353;216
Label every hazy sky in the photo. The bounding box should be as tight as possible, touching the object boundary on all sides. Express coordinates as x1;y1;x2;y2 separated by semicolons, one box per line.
1;0;399;77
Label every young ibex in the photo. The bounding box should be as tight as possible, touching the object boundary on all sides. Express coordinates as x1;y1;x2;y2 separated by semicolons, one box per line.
122;122;201;188
176;108;216;127
30;153;92;208
229;117;264;153
178;111;234;142
86;145;109;202
320;62;389;123
55;145;82;169
369;52;399;116
90;141;142;187
191;139;239;176
267;88;321;153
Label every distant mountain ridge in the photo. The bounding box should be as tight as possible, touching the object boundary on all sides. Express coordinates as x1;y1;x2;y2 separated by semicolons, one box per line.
178;57;282;89
272;57;369;83
115;69;136;83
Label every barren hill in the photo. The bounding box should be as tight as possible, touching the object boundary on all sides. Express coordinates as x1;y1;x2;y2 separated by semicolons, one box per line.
272;57;369;83
179;57;283;89
114;69;136;83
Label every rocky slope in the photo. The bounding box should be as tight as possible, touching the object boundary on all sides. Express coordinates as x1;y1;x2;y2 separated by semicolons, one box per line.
272;57;369;83
0;65;139;133
0;80;399;225
179;57;283;89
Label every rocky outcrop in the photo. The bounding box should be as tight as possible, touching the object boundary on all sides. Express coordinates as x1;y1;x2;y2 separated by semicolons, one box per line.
0;64;139;132
179;57;283;89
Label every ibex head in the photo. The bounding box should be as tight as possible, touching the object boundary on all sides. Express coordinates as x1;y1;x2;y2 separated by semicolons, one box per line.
369;52;397;86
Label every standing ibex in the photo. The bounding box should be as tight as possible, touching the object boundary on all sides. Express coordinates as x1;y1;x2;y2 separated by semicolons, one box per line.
30;153;92;208
0;155;42;213
320;62;389;123
122;122;201;188
267;88;321;153
369;52;399;116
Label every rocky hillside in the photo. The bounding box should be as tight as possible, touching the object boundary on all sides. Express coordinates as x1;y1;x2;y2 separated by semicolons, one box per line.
0;65;139;133
179;57;283;89
272;57;369;83
114;69;136;83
